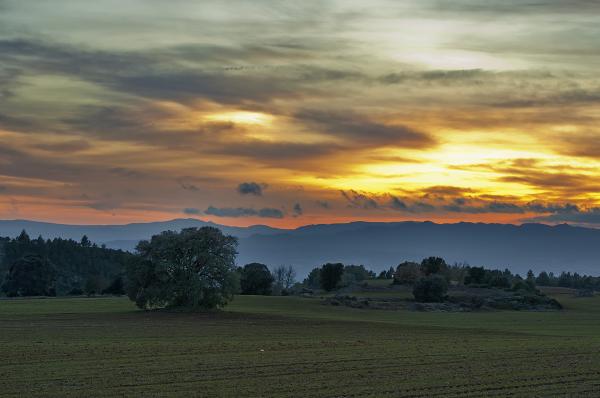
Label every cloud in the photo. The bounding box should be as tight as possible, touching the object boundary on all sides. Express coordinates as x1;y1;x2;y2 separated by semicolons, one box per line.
108;167;143;179
179;182;200;191
257;208;285;218
293;203;303;216
183;208;201;215
315;200;331;209
237;182;266;196
205;205;284;218
34;139;91;153
525;206;600;226
295;109;435;149
341;190;379;209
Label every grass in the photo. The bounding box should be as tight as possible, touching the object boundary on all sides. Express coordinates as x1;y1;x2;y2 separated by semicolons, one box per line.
1;293;600;397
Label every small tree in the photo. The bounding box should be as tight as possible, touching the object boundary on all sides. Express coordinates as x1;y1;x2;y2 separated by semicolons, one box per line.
272;265;296;294
126;227;238;309
320;263;344;291
80;235;91;247
413;275;448;302
420;257;447;276
240;263;274;295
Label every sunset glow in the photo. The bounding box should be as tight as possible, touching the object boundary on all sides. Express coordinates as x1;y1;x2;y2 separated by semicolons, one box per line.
1;1;599;228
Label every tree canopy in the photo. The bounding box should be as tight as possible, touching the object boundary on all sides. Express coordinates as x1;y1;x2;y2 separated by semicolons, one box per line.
320;263;344;291
126;227;238;309
2;254;56;297
240;263;274;295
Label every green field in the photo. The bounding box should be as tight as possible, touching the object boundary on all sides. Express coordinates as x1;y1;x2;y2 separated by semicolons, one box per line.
2;291;600;397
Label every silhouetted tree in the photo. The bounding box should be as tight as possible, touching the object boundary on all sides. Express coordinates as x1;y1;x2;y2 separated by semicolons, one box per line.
126;227;238;309
240;263;274;295
420;257;447;276
1;255;56;297
272;265;296;294
304;267;321;289
320;263;344;291
80;235;91;247
535;271;551;286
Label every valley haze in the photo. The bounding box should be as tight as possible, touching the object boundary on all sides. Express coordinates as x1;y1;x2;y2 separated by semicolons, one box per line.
1;219;598;277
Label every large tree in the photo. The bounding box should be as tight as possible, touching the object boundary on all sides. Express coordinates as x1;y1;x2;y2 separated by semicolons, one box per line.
240;263;274;295
126;227;238;309
1;255;56;297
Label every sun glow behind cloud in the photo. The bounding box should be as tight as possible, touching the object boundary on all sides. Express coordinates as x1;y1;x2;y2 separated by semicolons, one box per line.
0;0;599;227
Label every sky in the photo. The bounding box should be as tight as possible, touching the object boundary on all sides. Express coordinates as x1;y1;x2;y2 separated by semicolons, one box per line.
0;0;599;228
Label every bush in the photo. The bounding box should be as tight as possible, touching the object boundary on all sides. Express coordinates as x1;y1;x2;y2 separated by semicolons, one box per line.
413;275;448;302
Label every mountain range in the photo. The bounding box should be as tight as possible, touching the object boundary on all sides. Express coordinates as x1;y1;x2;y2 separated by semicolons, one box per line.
1;219;598;277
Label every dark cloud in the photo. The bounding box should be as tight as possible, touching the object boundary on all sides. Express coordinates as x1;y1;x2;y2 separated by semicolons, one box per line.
525;206;600;226
557;133;600;159
205;205;284;218
389;196;408;210
295;109;435;149
429;0;600;15
341;190;379;209
237;182;265;196
179;182;200;191
379;69;488;85
216;139;340;161
388;196;436;213
293;203;303;216
183;208;201;215
257;208;285;218
493;89;600;108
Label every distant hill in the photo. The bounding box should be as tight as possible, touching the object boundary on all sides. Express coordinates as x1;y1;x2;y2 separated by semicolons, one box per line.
1;219;599;277
0;218;283;248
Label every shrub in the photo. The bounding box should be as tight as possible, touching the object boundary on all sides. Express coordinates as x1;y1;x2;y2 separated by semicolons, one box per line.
413;275;448;302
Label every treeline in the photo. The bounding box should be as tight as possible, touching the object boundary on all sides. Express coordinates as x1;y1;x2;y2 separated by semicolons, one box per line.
0;230;132;297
